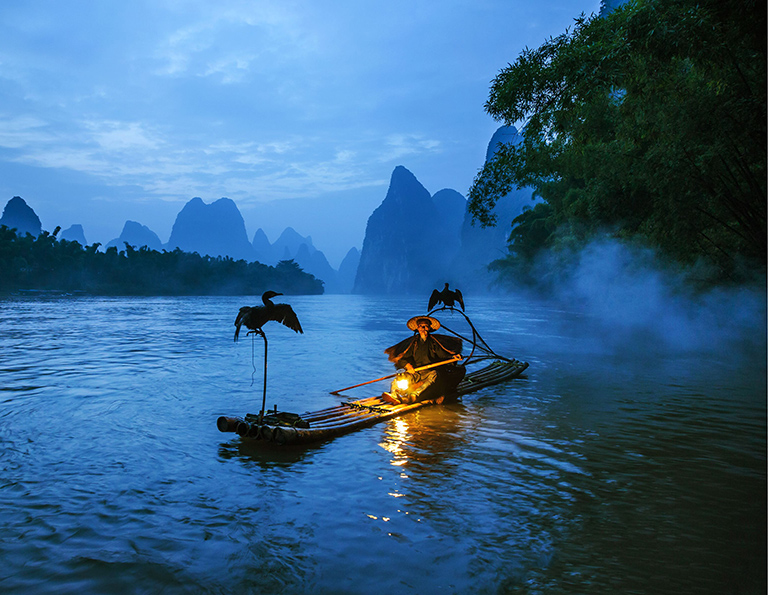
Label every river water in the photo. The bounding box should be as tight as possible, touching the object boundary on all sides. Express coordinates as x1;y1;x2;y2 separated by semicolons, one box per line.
0;292;765;594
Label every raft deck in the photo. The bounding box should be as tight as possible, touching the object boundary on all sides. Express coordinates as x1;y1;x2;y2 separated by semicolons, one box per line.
217;359;529;446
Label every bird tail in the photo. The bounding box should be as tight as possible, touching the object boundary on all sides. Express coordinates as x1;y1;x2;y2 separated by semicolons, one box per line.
234;307;250;342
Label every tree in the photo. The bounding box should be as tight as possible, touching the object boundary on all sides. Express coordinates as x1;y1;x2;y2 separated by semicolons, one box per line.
0;225;325;296
469;0;766;282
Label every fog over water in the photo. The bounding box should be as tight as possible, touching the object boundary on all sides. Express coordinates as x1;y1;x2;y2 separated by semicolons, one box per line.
0;278;764;593
507;239;766;357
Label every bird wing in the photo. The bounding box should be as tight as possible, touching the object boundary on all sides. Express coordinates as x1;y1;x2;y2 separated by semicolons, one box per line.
234;306;251;341
455;288;465;311
428;289;440;311
271;304;303;333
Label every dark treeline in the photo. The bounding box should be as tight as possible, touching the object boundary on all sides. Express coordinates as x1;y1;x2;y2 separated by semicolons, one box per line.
0;225;324;296
469;0;766;286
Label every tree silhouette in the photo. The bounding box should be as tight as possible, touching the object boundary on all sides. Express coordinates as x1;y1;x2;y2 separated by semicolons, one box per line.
0;225;324;296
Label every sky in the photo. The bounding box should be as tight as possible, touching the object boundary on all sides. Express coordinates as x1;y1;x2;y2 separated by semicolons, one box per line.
0;0;600;267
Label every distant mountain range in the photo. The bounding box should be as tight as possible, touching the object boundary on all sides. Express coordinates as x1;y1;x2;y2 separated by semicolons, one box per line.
0;193;359;294
353;126;537;294
160;196;357;293
1;125;534;295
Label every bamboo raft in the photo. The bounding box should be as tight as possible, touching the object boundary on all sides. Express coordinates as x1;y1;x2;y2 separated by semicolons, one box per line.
217;358;529;446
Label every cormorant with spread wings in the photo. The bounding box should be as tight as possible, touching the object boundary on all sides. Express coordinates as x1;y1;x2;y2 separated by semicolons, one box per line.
234;291;303;341
428;283;465;311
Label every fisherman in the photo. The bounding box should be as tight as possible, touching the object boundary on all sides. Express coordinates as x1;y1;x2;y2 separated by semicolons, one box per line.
381;315;465;405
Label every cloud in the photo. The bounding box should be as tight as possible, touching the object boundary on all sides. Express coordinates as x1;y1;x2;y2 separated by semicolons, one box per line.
151;3;310;80
154;19;217;76
206;139;295;157
85;120;163;152
334;150;355;163
0;115;54;148
202;54;256;83
0;109;440;209
380;134;442;162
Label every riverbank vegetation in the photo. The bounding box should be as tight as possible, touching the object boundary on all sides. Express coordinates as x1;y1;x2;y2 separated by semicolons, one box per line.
0;225;324;296
469;0;765;287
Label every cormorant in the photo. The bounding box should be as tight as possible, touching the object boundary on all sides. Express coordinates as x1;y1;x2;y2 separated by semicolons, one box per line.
428;283;465;311
234;291;303;341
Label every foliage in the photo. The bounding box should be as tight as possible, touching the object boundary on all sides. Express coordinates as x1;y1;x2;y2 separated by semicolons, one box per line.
468;0;766;283
0;225;324;296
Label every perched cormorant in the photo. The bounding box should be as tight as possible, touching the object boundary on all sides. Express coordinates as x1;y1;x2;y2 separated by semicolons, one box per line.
428;283;465;311
234;291;303;341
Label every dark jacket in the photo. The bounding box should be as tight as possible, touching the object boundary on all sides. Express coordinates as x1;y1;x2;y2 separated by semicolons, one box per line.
384;333;462;370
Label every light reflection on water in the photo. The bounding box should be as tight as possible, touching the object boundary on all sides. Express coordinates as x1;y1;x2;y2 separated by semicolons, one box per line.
0;293;765;594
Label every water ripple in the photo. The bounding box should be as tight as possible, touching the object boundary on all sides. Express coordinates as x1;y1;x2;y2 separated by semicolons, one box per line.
0;294;764;594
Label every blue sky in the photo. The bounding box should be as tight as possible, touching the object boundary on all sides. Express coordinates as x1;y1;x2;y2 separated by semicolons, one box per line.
0;0;600;267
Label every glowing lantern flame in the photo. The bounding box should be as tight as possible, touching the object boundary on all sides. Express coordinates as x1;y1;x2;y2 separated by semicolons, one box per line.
395;370;410;392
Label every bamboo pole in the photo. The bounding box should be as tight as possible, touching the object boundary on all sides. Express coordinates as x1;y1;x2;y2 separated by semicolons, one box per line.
329;355;462;395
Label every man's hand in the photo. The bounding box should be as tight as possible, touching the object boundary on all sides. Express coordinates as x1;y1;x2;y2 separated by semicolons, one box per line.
405;363;415;373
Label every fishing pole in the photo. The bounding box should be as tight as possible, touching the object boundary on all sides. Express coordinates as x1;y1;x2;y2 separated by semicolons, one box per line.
329;355;462;395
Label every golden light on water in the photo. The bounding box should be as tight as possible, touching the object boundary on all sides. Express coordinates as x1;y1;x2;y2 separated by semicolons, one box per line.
378;417;411;466
369;418;424;530
393;417;408;436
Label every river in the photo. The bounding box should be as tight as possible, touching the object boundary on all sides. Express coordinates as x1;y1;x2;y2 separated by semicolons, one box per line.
0;293;765;594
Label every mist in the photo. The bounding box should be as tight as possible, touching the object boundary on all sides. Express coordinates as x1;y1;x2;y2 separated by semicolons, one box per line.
518;238;766;359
